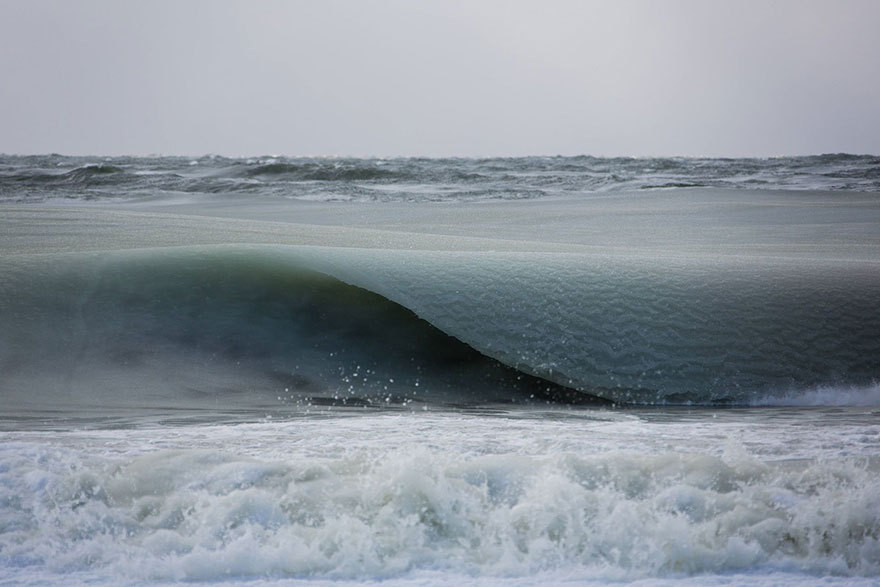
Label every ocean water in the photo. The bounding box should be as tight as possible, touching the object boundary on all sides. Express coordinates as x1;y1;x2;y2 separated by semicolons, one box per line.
1;154;879;585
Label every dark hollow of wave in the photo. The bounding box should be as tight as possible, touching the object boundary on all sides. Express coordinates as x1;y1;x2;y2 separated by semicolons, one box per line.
0;250;607;421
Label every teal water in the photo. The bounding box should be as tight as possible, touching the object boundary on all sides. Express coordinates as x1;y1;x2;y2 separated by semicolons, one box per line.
1;155;879;584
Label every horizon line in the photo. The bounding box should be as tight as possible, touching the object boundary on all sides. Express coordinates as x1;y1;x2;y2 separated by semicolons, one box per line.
1;151;877;160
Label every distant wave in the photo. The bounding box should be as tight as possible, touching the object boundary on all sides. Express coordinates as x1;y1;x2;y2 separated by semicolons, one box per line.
638;182;706;189
243;162;403;181
1;154;878;203
65;163;125;176
8;163;126;184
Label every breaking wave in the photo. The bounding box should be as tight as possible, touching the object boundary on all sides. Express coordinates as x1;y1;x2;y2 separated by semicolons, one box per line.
0;247;601;418
2;245;878;412
1;433;878;582
753;382;880;407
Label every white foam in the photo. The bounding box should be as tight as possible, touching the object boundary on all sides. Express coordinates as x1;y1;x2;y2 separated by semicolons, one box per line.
2;410;879;584
755;382;880;407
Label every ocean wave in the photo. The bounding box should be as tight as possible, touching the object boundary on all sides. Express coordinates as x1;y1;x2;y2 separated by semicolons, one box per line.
753;382;880;407
244;162;405;182
0;247;601;417
1;436;878;582
4;163;126;185
2;154;878;203
638;182;706;190
64;163;125;176
2;244;878;410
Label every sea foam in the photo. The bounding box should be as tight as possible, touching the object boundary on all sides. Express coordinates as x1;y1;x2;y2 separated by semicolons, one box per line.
2;413;878;584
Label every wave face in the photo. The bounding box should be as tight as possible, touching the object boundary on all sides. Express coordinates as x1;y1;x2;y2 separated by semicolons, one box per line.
329;250;880;405
0;248;595;420
2;244;878;410
2;153;879;203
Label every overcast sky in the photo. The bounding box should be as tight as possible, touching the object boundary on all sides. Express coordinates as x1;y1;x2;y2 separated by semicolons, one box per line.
1;0;878;157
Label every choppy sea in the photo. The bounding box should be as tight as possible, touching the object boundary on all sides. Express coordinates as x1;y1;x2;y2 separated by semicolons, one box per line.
1;154;879;585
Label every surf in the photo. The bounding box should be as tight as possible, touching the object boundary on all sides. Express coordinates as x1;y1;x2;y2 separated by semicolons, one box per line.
2;241;878;412
2;414;879;583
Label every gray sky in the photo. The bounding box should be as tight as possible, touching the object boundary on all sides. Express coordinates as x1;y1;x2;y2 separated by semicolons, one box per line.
1;0;878;157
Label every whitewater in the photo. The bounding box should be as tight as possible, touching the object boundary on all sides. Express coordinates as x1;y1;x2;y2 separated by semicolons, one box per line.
1;154;879;585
